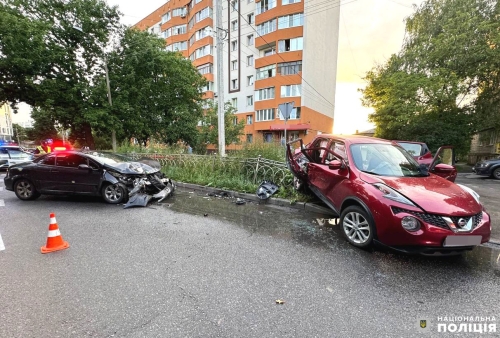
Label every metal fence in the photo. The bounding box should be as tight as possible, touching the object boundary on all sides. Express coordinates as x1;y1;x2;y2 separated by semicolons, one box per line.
123;153;294;188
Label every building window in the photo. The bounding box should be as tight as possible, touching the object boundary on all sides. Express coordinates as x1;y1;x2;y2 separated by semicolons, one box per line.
256;65;276;80
278;13;304;29
231;40;238;51
232;60;238;70
246;115;253;124
257;19;276;36
231;1;238;11
256;109;275;122
256;0;276;15
166;41;188;51
201;81;214;92
247;34;254;46
278;37;303;52
247;96;253;106
263;48;276;56
232;79;238;89
195;7;212;23
172;24;187;35
280;107;301;120
233;117;238;126
281;84;301;97
255;87;275;101
246;134;253;143
263;133;273;143
195;26;211;40
247;55;254;66
161;12;171;24
172;7;187;17
197;63;213;75
247;75;254;86
231;20;238;31
191;45;212;60
247;13;254;24
282;0;301;5
278;61;302;75
231;98;238;108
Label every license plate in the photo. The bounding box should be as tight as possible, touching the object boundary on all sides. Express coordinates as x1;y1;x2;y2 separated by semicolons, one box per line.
443;235;482;247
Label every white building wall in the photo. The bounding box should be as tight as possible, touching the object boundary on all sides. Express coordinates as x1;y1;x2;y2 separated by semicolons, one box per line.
301;0;340;119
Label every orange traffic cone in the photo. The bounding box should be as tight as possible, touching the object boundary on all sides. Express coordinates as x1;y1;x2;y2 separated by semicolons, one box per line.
41;213;69;254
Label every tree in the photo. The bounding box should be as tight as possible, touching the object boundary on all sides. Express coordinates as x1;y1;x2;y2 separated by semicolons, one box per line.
25;108;59;143
0;0;122;148
97;28;207;147
198;101;246;149
360;0;500;155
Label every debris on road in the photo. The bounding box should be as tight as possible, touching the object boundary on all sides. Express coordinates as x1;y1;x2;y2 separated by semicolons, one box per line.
275;299;285;305
235;198;246;205
256;181;279;200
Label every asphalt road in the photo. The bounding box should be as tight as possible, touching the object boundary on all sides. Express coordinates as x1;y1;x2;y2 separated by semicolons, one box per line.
0;174;499;337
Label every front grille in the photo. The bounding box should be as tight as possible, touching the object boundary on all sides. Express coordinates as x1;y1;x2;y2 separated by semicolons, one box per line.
392;207;449;229
450;213;483;230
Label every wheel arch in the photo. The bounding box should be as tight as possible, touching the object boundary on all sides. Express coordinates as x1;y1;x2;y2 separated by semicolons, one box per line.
340;197;378;237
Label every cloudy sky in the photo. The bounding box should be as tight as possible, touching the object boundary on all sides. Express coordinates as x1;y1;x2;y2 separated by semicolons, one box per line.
15;0;425;134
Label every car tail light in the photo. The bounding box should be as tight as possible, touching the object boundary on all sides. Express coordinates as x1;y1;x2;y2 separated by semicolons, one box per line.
401;216;420;231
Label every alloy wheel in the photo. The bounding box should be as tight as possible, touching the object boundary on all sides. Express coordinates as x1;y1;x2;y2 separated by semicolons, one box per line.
16;181;33;199
342;211;371;244
104;184;123;203
493;168;500;180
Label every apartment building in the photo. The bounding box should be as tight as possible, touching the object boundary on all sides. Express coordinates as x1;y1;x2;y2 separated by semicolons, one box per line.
135;0;339;145
0;103;14;142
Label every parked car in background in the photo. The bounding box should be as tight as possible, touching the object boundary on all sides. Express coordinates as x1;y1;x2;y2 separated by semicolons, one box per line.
473;156;500;180
287;135;490;255
394;140;457;182
0;146;34;170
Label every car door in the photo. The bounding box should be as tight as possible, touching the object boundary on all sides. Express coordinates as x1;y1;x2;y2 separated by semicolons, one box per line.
31;154;57;191
307;139;349;214
53;154;102;194
429;146;457;182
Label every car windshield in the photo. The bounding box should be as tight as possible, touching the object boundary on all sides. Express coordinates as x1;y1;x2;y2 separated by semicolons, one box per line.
397;142;422;156
350;143;426;177
85;152;132;165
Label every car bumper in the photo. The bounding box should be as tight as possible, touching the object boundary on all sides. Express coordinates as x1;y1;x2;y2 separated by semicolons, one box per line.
376;208;491;248
4;176;14;191
472;167;490;176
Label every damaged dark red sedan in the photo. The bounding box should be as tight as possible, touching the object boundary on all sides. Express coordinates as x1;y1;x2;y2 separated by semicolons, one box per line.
287;135;491;255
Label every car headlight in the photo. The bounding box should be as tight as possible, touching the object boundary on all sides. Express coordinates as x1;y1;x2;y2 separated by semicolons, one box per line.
372;183;416;207
456;184;480;203
479;162;491;168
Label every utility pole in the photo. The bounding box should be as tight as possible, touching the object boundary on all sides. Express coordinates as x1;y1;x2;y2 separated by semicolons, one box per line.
215;0;226;156
104;62;117;152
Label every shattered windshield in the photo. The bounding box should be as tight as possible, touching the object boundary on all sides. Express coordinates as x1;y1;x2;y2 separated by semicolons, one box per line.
350;144;427;177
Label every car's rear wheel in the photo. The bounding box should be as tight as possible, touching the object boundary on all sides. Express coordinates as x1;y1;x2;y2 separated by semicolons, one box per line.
340;206;375;248
492;167;500;180
102;183;128;204
14;178;40;201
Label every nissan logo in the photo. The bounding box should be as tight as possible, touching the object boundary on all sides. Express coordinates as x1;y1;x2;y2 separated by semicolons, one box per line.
457;218;467;228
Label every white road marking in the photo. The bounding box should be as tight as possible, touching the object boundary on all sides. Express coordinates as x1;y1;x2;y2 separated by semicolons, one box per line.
0;187;3;192
0;200;4;207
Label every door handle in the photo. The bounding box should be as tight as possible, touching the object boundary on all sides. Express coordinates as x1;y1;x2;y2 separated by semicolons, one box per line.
51;170;59;173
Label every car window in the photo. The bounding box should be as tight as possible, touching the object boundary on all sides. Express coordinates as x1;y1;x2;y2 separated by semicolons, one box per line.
7;150;31;159
39;155;56;166
56;154;88;168
398;142;422;156
307;138;329;163
88;159;100;170
327;141;346;163
0;148;8;155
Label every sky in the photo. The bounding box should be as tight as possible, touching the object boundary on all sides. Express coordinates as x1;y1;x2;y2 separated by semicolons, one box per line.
14;0;425;135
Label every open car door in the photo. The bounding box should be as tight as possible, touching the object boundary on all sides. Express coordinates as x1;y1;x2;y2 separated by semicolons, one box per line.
286;138;311;183
429;146;457;182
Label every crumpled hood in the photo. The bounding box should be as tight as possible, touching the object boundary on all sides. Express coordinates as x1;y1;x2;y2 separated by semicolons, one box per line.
104;161;159;175
359;173;482;215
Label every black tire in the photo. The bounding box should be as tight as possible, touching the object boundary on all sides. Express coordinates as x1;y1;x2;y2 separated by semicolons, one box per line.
101;183;128;204
14;178;40;201
492;167;500;180
339;205;375;248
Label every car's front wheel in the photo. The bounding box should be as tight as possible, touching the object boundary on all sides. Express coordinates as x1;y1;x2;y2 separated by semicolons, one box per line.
14;178;40;201
340;206;375;248
102;183;128;204
492;167;500;180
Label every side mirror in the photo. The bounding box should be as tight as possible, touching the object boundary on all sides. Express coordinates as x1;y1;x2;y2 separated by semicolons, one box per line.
328;159;343;170
78;164;91;170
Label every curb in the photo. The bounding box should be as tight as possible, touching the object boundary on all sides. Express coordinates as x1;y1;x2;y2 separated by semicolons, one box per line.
175;182;337;216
